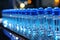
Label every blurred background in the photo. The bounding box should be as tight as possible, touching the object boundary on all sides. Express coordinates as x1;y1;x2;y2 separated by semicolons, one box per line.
0;0;60;40
0;0;60;17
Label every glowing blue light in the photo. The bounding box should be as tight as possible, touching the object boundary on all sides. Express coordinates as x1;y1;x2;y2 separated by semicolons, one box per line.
28;30;31;34
20;27;23;31
4;24;8;27
3;20;8;27
9;33;12;35
32;31;36;36
16;25;19;31
9;23;12;28
23;28;26;32
10;15;12;17
15;37;19;40
3;20;8;24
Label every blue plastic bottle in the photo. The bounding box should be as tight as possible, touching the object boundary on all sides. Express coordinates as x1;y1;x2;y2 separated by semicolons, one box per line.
44;7;55;40
2;10;8;28
16;9;22;35
53;7;60;40
38;8;45;39
22;9;27;36
21;8;31;38
30;8;39;40
9;9;15;30
16;9;22;33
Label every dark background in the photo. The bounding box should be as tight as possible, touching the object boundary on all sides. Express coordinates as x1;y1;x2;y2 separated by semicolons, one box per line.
0;0;13;18
0;0;13;40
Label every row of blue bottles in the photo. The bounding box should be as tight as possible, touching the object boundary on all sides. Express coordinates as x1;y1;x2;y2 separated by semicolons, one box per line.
29;9;39;40
1;8;51;40
2;7;60;40
2;10;11;29
31;8;45;40
44;7;55;40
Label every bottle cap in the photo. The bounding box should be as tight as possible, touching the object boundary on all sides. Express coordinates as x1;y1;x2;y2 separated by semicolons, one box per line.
26;8;31;15
16;9;22;14
44;7;53;15
2;9;9;14
38;7;44;14
31;9;38;15
53;7;60;15
21;9;26;15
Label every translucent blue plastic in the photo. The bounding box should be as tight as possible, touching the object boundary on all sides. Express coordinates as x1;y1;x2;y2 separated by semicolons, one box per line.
53;7;60;40
2;7;60;40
